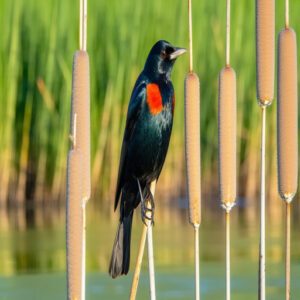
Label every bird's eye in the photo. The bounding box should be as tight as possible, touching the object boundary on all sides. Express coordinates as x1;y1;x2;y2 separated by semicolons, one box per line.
160;50;167;59
165;47;174;55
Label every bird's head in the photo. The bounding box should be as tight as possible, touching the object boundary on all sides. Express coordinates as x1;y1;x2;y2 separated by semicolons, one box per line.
143;40;186;80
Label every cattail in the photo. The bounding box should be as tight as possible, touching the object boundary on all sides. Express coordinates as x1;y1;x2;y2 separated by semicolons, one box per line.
184;72;201;226
66;2;89;300
277;28;298;202
218;64;237;300
185;2;201;300
219;2;237;299
66;149;83;300
218;66;237;209
277;4;298;297
70;50;90;201
256;0;275;105
256;1;275;298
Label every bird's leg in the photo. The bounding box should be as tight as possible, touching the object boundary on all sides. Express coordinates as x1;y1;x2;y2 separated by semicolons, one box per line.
142;184;155;225
145;185;155;225
137;179;148;226
137;180;154;226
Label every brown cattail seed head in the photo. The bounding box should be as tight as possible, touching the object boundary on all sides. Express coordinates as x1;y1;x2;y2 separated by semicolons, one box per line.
277;28;298;202
184;72;201;226
256;0;275;105
218;67;237;210
66;150;83;299
71;50;91;202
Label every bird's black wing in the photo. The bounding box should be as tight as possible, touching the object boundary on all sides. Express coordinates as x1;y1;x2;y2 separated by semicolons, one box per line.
114;77;147;210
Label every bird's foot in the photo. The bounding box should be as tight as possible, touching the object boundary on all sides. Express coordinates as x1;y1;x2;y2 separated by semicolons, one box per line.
141;190;155;226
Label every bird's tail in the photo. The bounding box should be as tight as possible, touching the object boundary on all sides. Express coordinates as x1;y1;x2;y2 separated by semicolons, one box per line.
109;212;133;278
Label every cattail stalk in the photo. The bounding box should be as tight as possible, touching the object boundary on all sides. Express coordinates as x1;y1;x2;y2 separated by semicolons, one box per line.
147;183;156;300
218;1;236;300
259;106;266;300
80;0;87;52
225;211;230;300
277;5;298;298
130;181;157;300
185;2;201;299
256;1;275;299
129;222;148;300
194;224;200;299
188;0;193;72
285;202;291;300
226;0;231;66
285;0;289;28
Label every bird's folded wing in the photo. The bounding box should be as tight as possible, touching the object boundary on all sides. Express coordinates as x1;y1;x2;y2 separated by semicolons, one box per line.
114;79;147;210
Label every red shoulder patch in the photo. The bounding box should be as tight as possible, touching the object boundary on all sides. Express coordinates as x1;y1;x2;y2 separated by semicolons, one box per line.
146;83;163;115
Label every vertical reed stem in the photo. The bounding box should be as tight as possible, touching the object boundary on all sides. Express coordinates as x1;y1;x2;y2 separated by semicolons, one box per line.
130;181;156;300
188;0;193;72
129;225;148;300
82;204;86;300
259;106;266;300
285;202;291;300
79;0;83;50
223;1;233;297
147;182;156;300
226;0;231;66
285;0;289;28
147;226;156;299
194;225;200;300
225;211;231;300
80;0;87;51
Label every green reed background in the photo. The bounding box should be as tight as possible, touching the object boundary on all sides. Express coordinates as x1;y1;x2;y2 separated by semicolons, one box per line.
0;0;299;213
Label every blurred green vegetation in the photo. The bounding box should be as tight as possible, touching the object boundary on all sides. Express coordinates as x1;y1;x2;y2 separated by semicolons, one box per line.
0;0;299;211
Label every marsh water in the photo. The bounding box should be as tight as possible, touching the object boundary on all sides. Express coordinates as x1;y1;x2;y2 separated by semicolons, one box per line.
0;203;299;300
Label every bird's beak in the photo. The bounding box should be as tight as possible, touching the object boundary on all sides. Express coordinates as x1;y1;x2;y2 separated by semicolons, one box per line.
169;47;187;60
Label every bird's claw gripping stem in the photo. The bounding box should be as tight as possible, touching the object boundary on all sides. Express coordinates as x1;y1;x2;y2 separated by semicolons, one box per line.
137;179;155;226
141;198;155;226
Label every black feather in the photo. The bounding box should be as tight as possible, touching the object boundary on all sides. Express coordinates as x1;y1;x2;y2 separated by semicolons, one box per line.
109;212;133;278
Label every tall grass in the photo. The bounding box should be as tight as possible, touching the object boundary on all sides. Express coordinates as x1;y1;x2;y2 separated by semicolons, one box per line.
0;0;299;211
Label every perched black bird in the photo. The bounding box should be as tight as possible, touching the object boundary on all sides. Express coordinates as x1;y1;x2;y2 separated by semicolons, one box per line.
109;40;186;278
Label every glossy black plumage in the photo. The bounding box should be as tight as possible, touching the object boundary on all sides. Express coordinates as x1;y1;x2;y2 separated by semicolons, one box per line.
109;40;185;278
